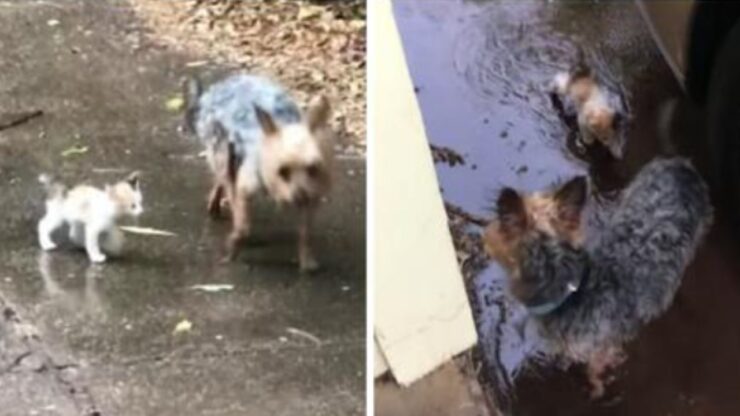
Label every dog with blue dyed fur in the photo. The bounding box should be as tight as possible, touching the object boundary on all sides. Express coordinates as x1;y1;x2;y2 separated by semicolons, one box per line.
184;74;333;271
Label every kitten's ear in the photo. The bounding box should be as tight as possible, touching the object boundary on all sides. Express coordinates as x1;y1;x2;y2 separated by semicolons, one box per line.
254;105;279;137
497;188;528;237
125;171;141;189
572;47;591;78
307;95;331;133
554;176;587;227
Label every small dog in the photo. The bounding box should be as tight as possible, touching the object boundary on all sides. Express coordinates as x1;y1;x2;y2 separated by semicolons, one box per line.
484;157;712;397
37;172;143;263
184;74;333;271
550;61;628;159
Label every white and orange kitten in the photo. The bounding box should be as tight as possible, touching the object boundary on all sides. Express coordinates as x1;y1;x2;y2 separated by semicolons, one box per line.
37;171;143;263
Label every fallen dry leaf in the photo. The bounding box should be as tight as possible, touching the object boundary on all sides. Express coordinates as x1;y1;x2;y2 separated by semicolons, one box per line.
165;96;185;112
61;145;88;157
297;4;323;21
286;327;322;346
173;319;193;334
119;226;177;237
190;284;234;293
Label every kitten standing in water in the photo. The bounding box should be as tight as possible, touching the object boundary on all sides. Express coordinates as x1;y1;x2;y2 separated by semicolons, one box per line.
484;157;712;397
550;61;628;159
184;74;333;272
37;172;143;263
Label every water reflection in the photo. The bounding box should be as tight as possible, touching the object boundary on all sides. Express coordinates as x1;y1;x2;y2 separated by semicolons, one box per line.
393;0;714;413
37;251;108;321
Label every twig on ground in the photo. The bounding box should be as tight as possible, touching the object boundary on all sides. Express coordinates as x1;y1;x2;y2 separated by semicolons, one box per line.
445;202;489;227
0;110;43;131
286;327;322;347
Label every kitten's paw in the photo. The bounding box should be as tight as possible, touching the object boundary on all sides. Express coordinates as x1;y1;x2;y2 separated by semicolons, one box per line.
40;241;57;251
552;72;570;94
89;253;107;263
219;249;237;264
299;256;320;273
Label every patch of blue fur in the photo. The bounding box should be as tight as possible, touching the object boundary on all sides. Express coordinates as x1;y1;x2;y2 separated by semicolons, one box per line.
195;74;302;161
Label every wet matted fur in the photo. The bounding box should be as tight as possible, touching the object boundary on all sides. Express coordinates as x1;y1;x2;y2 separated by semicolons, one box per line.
484;157;712;396
550;60;629;159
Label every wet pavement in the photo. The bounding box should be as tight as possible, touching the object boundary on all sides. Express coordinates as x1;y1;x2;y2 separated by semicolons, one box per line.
395;0;740;415
0;1;365;415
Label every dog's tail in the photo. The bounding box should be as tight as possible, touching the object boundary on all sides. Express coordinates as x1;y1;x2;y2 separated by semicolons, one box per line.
38;174;66;200
183;76;203;136
212;121;240;184
657;98;679;156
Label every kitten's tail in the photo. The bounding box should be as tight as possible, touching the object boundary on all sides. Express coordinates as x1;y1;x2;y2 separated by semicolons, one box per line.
183;76;203;135
38;174;66;200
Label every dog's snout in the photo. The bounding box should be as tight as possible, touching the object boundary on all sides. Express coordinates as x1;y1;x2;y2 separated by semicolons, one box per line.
295;189;309;205
294;188;318;207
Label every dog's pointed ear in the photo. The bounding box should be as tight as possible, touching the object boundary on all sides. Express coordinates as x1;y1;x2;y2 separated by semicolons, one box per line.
307;95;331;133
254;105;279;137
497;188;528;237
612;111;625;131
125;171;141;189
554;176;587;228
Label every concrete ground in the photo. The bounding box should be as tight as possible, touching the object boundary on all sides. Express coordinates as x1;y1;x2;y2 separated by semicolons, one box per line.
0;1;365;415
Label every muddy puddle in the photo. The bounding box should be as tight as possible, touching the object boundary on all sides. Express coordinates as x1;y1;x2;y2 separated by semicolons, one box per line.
394;0;740;415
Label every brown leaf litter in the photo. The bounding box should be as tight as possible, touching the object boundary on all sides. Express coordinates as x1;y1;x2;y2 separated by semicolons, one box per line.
445;202;490;282
128;0;366;152
431;144;466;167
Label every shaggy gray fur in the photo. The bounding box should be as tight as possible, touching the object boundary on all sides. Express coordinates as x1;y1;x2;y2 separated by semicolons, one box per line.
525;158;712;350
184;74;303;174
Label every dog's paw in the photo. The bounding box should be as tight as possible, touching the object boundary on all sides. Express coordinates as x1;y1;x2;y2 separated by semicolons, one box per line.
589;382;606;400
207;200;222;218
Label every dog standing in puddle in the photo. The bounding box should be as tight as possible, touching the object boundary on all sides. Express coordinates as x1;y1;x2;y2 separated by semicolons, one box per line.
184;74;333;272
483;157;712;397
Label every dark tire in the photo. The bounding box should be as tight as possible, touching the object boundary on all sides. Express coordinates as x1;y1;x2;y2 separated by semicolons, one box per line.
706;20;740;227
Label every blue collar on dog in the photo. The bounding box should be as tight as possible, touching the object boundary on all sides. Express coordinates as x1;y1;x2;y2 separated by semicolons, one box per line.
526;266;589;316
